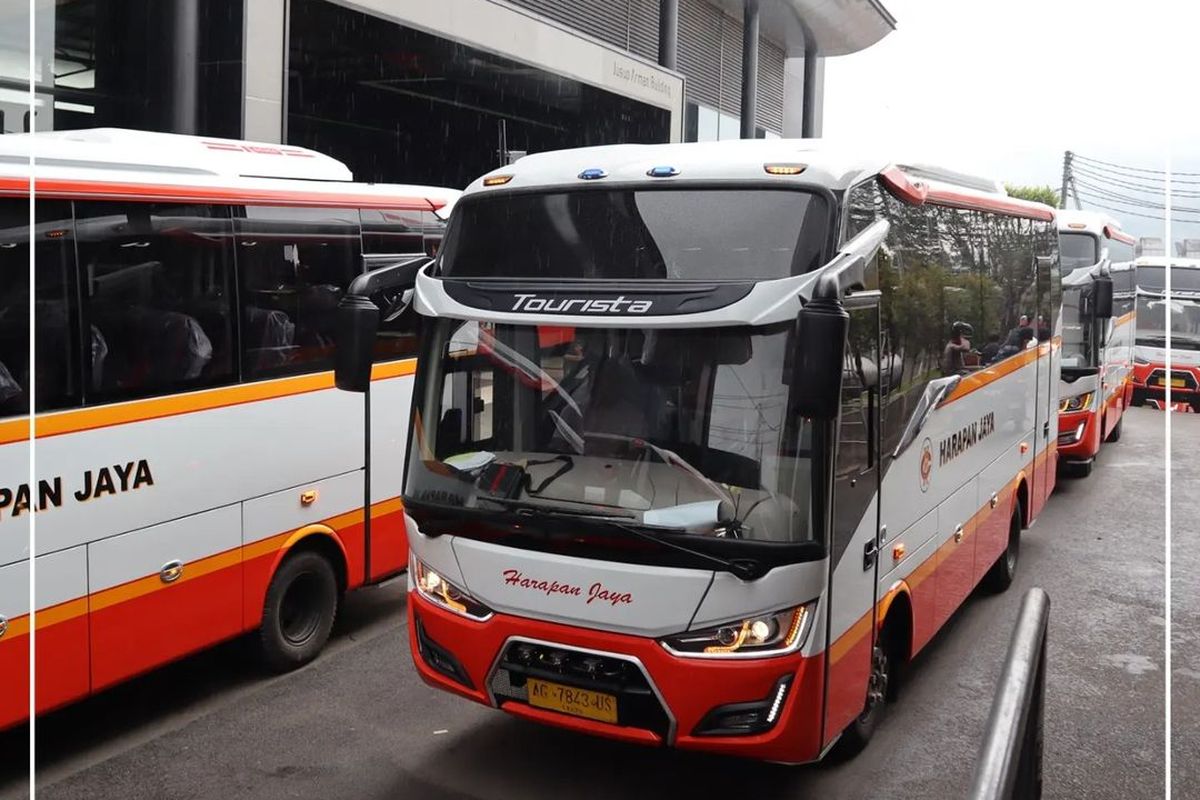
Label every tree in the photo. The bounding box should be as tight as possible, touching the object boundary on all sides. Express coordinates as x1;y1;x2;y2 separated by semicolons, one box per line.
1004;184;1059;208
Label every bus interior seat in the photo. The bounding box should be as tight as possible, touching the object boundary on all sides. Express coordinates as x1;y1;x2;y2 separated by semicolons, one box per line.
243;305;297;371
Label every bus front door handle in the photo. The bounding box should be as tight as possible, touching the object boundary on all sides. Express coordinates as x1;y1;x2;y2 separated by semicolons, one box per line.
0;614;7;640
954;525;964;544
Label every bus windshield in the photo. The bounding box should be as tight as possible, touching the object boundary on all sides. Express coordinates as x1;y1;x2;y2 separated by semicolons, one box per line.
1136;295;1200;351
405;319;814;545
438;189;830;280
1060;232;1099;273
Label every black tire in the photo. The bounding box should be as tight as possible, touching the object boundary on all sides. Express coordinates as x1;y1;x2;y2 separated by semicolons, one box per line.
258;550;339;673
1061;459;1093;479
983;508;1021;594
833;624;900;759
1105;415;1122;443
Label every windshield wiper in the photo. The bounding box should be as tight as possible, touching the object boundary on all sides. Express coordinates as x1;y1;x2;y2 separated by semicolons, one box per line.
473;496;766;581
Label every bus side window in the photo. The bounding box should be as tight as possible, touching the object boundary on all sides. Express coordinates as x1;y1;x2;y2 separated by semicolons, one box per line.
237;206;360;379
0;198;30;417
74;201;235;405
359;207;435;363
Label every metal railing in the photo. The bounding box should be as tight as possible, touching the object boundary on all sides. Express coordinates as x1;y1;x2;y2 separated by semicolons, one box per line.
967;588;1051;800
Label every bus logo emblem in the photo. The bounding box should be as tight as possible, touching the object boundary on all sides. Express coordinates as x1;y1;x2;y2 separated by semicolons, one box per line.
919;438;933;492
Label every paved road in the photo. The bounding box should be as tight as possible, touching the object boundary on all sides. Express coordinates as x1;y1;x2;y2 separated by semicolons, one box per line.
0;409;1169;799
1171;409;1200;798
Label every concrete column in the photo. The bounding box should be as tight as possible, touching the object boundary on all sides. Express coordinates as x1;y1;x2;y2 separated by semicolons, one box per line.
243;0;286;143
658;0;678;70
168;0;201;134
740;0;759;139
801;45;823;138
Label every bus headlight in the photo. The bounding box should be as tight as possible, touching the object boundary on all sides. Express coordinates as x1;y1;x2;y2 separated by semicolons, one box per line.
660;604;813;658
1059;392;1094;413
413;558;492;620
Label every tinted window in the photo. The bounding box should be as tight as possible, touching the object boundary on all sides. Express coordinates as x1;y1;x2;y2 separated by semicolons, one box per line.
361;208;425;256
1106;237;1134;265
1137;265;1200;293
75;202;235;403
0;199;29;417
441;190;830;280
236;206;360;378
1060;232;1098;273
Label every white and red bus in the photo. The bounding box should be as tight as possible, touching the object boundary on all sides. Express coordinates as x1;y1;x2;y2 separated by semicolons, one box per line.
1130;257;1200;411
0;128;457;729
1056;211;1135;476
334;141;1062;761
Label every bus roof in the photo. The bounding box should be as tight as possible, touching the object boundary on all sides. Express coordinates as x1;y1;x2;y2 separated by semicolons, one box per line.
0;128;460;214
1056;209;1134;244
464;139;1054;221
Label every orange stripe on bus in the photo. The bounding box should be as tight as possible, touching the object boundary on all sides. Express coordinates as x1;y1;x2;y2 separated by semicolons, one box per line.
0;176;445;211
17;359;416;442
25;496;405;626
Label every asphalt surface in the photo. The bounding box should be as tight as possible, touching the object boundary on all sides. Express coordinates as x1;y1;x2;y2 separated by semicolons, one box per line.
1171;408;1200;798
0;408;1171;799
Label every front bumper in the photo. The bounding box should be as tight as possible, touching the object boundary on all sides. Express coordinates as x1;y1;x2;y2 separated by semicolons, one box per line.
1132;363;1200;399
407;590;827;763
1056;408;1101;461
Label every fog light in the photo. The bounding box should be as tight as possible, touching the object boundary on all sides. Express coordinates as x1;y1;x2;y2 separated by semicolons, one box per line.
693;675;793;736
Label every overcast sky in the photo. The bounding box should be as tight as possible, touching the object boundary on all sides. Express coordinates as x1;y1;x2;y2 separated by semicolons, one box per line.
823;0;1199;242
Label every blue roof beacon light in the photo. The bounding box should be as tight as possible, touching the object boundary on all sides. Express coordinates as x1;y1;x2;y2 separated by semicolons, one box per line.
646;165;680;178
578;168;608;180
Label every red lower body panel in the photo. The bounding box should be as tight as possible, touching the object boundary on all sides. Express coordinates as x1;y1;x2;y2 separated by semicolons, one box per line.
36;614;90;714
0;629;29;729
408;593;828;763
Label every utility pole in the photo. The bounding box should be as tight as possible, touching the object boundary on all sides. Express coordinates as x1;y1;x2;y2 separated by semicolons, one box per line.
1059;150;1073;209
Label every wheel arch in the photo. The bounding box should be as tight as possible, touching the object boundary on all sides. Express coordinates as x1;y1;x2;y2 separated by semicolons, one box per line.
877;582;914;665
266;525;350;598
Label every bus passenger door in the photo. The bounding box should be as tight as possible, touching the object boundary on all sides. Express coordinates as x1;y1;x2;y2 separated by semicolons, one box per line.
822;300;883;744
1031;251;1059;516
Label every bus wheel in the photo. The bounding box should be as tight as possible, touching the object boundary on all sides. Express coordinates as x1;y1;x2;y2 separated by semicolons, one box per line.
1105;416;1122;443
983;508;1021;594
258;550;339;673
834;629;898;758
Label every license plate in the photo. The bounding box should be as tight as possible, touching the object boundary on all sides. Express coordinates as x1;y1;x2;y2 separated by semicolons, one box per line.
527;678;618;724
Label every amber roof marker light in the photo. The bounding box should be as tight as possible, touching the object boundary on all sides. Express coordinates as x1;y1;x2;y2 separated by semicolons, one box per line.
482;174;513;186
763;163;806;175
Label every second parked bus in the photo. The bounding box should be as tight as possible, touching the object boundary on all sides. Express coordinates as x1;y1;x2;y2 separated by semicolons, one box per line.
335;141;1062;761
0;128;456;729
1056;210;1133;476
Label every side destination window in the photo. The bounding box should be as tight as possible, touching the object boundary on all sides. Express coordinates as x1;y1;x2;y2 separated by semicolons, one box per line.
237;206;361;379
75;202;236;404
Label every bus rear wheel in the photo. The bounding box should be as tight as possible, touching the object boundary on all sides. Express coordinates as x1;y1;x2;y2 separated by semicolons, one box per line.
258;550;339;673
983;507;1021;594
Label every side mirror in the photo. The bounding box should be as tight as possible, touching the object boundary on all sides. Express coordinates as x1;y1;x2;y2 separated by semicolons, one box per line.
334;257;430;393
334;295;380;392
791;298;849;419
1093;275;1114;319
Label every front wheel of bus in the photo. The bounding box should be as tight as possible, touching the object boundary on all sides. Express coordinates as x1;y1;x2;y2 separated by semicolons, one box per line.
983;508;1021;594
1105;416;1122;443
834;627;899;759
259;550;339;673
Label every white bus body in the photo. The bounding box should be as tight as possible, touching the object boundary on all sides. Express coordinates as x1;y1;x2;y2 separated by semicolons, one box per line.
0;128;456;727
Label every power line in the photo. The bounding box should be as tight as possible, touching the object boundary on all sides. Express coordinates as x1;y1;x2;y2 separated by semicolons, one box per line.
1073;152;1200;179
1074;191;1200;222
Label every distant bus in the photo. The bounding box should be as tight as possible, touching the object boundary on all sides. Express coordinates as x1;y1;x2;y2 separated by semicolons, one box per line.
334;141;1062;762
1130;256;1200;411
0;128;457;728
1056;211;1134;476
